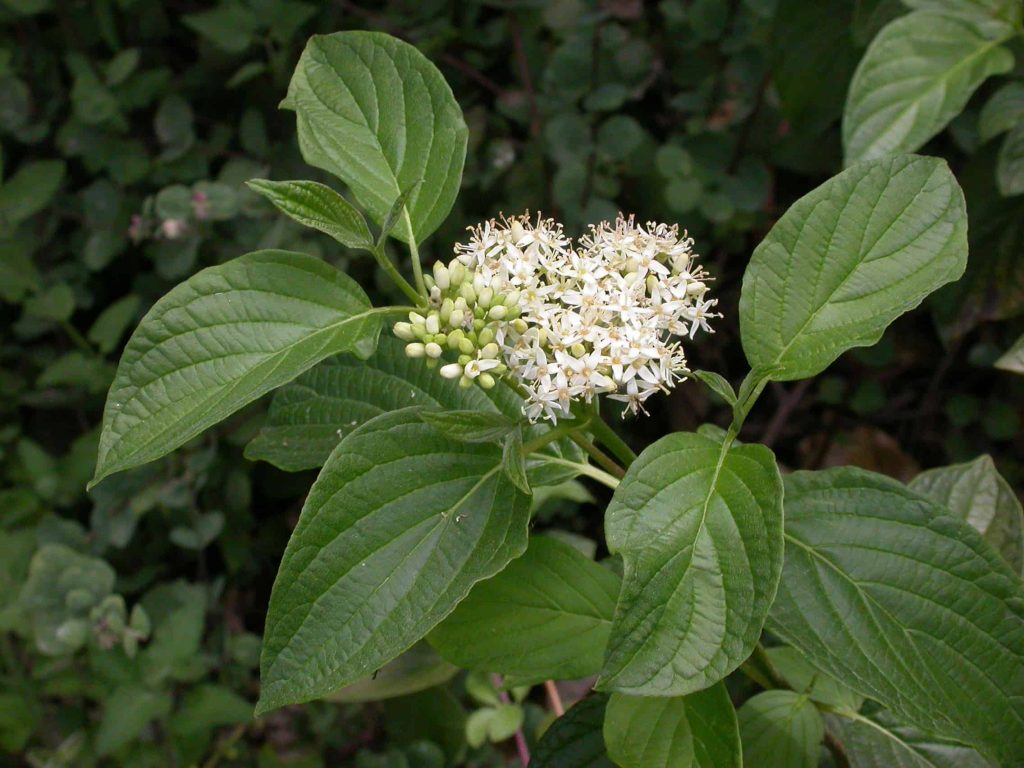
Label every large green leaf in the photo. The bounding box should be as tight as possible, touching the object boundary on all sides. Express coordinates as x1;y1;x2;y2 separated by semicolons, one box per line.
244;337;584;485
842;12;1014;164
324;642;457;704
598;432;783;696
257;407;531;714
903;0;1022;37
0;159;65;234
996;123;1024;197
740;155;967;381
827;709;995;768
737;691;824;768
767;467;1024;765
92;251;381;486
285;31;467;244
603;685;741;768
246;179;373;249
979;82;1024;142
910;455;1024;575
532;695;613;768
428;536;619;683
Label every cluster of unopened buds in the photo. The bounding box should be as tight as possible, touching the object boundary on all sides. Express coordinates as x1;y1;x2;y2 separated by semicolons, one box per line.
394;212;719;422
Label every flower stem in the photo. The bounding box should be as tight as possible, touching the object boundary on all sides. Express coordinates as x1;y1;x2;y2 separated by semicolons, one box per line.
403;208;428;298
541;456;620;490
521;420;586;455
588;406;637;467
493;674;530;767
544;679;565;716
371;244;424;306
568;432;626;479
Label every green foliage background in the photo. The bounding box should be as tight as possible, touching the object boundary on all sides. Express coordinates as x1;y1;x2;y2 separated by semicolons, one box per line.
1;0;1021;765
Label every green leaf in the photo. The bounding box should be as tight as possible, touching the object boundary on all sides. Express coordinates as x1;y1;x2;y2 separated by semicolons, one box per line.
0;159;65;232
419;410;518;443
381;687;466;764
826;709;996;768
767;467;1024;765
740;155;967;381
501;429;531;495
92;250;381;486
690;370;737;405
429;536;619;683
599;432;783;696
603;685;741;768
325;642;457;704
19;544;114;656
979;82;1024;142
903;0;1022;37
246;179;373;250
87;294;140;354
244;337;584;484
909;455;1024;575
737;691;824;768
842;12;1014;164
764;646;864;712
257;408;531;714
995;333;1024;374
996;124;1024;197
285;32;467;244
182;2;259;53
532;695;614;768
95;685;173;756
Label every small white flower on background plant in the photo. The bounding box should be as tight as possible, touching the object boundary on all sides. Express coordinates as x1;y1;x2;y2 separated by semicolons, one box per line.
394;212;719;422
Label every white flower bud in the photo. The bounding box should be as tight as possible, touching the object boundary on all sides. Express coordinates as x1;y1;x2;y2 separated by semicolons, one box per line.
472;273;486;294
510;219;525;244
440;363;463;379
449;308;465;328
488;304;508;320
393;322;415;341
405;343;426;358
425;314;440;335
480;343;500;359
425;342;443;358
433;262;451;290
409;312;426;325
449;260;466;285
478;287;494;308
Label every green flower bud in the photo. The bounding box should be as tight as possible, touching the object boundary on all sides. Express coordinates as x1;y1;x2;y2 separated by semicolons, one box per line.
434;332;447;346
405;342;426;358
393;322;415;341
425;357;439;369
459;375;474;389
411;322;427;338
473;318;486;332
460;283;477;304
479;373;496;389
478;327;495;346
458;338;476;355
447;329;465;349
424;274;435;290
512;318;529;334
571;342;587;357
440;298;454;324
454;296;468;311
488;304;508;320
409;312;427;325
480;342;500;359
458;354;473;365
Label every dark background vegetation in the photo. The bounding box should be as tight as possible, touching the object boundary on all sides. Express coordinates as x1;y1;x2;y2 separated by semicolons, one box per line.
1;0;1021;765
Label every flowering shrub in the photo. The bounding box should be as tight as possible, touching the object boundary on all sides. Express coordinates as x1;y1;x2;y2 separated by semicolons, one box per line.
88;26;1023;768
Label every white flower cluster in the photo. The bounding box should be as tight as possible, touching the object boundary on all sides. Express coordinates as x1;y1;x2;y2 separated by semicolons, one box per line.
395;212;718;422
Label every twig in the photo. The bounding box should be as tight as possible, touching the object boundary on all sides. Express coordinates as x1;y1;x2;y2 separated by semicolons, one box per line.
544;680;565;717
824;729;851;768
568;432;626;479
493;674;530;766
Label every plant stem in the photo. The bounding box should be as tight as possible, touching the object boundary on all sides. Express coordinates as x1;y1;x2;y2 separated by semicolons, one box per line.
541;456;621;489
493;674;530;767
521;420;585;454
371;244;424;305
544;679;565;716
569;432;626;479
587;404;636;466
403;208;427;298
